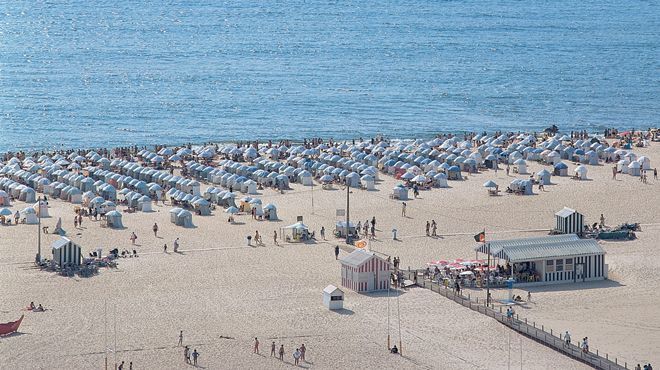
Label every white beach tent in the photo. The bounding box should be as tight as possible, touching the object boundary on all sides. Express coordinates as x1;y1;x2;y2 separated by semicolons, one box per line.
241;179;258;194
138;196;153;212
33;200;49;217
175;209;194;228
105;210;124;229
513;159;527;174
299;170;314;186
574;165;588;180
0;190;10;206
391;185;408;200
20;207;38;224
263;203;278;220
535;169;552;185
169;207;183;223
360;175;375;190
627;161;641;176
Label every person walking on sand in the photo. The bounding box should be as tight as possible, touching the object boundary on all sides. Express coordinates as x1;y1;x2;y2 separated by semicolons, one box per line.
271;341;276;357
184;346;190;363
300;343;306;362
178;330;183;346
173;238;179;252
600;214;605;227
74;217;78;229
253;337;259;354
192;349;199;366
163;244;168;253
654;168;658;180
78;214;83;228
506;164;510;176
320;226;325;240
431;220;437;236
293;348;301;365
425;221;430;236
273;230;278;245
279;344;284;361
401;202;406;217
130;232;137;245
152;223;158;237
335;245;340;260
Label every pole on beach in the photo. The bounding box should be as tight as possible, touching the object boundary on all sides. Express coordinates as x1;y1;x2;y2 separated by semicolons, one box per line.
345;185;350;245
397;289;402;356
486;241;491;306
104;299;108;370
387;281;391;350
37;197;42;263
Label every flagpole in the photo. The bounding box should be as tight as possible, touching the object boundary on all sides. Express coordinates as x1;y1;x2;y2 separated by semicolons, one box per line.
486;228;491;307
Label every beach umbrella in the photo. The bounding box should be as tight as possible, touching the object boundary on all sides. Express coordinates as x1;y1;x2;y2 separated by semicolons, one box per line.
483;180;497;188
225;206;239;214
0;208;13;216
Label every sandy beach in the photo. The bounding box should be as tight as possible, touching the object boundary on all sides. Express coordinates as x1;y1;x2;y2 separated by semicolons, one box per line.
1;139;658;369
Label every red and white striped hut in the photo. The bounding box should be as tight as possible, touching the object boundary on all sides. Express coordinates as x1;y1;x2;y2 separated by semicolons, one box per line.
340;249;390;293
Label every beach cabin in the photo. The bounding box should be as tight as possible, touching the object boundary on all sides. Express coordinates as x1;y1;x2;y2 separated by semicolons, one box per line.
138;196;153;212
447;166;462;180
20;207;38;224
475;234;606;286
242;179;258;194
299;171;314;186
555;207;584;235
627;161;641;176
2;190;14;205
574;165;588;180
33;201;49;217
535;169;551;185
263;203;278;220
553;162;568;176
433;173;448;188
169;207;183;223
174;210;194;228
339;249;390;293
360;175;375;190
637;156;651;170
513;159;527;174
323;285;344;310
193;199;211;216
509;179;533;195
391;185;408;200
105;210;124;229
51;237;82;267
345;172;361;188
19;187;36;203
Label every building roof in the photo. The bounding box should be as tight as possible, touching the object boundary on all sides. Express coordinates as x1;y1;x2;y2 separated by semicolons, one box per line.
496;239;604;263
339;249;382;268
555;207;580;218
474;234;579;255
51;237;75;250
323;285;343;295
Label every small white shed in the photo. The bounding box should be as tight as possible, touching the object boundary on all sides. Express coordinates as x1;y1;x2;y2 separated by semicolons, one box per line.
323;285;344;310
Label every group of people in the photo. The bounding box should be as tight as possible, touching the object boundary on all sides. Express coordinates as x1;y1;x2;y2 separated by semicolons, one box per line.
355;217;377;240
26;302;45;312
254;338;307;365
178;331;200;366
424;220;438;237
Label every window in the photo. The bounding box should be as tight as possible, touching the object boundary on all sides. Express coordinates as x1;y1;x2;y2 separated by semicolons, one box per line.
565;258;573;271
546;260;555;273
331;295;343;301
556;259;564;272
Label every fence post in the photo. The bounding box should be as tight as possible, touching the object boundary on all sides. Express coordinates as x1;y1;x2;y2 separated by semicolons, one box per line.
550;329;553;336
525;318;527;324
542;325;544;331
533;322;536;328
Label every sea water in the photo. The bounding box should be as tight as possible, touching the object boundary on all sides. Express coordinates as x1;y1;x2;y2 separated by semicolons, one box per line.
0;0;657;151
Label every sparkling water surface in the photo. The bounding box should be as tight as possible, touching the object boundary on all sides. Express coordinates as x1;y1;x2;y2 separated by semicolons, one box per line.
0;1;658;151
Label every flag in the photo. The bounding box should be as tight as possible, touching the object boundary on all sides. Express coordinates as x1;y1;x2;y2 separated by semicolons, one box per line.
474;231;485;243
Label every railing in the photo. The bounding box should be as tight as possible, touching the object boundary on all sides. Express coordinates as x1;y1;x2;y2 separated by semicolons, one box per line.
403;270;629;370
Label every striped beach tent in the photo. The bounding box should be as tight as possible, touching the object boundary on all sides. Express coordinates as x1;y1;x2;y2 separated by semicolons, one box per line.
555;207;584;235
51;237;82;267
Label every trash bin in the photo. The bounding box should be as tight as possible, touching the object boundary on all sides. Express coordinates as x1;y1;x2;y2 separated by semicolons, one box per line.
247;236;252;246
